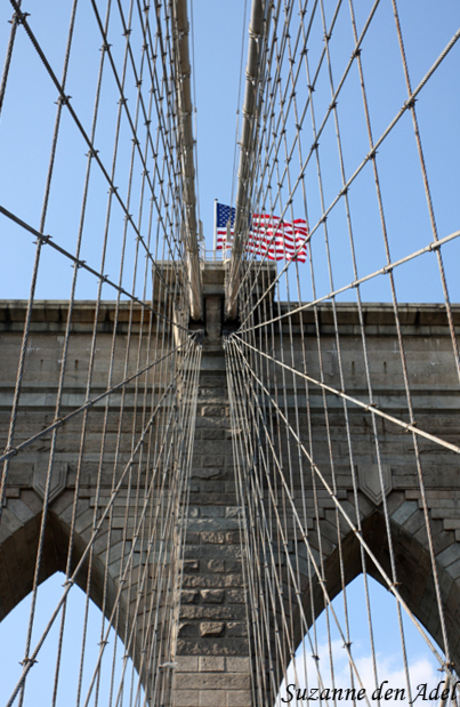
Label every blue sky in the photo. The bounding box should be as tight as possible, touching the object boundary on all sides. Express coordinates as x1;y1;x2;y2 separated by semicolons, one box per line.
0;1;459;704
0;1;458;303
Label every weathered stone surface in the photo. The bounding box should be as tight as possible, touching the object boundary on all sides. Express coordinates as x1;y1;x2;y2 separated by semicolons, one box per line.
1;297;460;707
201;589;225;604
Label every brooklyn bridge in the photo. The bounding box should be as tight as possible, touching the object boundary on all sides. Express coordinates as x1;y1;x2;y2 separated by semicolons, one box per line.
0;2;459;706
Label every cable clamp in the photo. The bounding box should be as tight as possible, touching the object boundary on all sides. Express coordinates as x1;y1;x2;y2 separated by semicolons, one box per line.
441;661;455;672
5;446;18;457
101;42;112;52
404;96;417;110
352;47;362;59
20;657;37;667
15;11;30;25
36;233;52;245
404;421;417;432
367;146;378;160
56;95;71;106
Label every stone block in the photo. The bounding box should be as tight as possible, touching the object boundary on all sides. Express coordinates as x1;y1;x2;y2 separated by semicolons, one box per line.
179;622;198;637
225;561;243;573
201;429;226;440
444;520;460;530
201;406;226;418
201;589;225;604
202;455;224;468
200;621;225;637
391;500;418;526
200;532;226;545
226;621;246;637
192;468;223;480
176;656;199;671
207;560;225;572
199;688;227;707
199;656;225;672
446;558;460;580
182;590;200;604
226;589;245;604
173;689;199;707
437;543;460;568
180;606;245;620
6;498;35;524
226;689;252;706
225;532;240;544
225;507;240;518
225;657;251;672
177;673;250;690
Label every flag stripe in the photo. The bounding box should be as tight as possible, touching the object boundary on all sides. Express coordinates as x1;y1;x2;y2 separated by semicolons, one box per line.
215;203;308;262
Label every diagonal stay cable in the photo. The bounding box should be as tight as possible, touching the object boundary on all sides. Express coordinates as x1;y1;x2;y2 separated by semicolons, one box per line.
3;339;197;707
233;334;460;456
229;336;446;667
236;26;460;328
81;345;201;707
101;342;201;707
88;0;186;281
227;343;343;705
0;338;195;465
233;0;381;305
7;0;181;297
228;339;376;707
0;204;189;333
237;230;460;334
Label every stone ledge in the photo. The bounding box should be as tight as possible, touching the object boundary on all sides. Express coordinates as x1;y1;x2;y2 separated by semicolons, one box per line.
1;301;458;332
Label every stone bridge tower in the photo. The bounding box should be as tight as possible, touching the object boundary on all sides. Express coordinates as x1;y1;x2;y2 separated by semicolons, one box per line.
1;263;460;706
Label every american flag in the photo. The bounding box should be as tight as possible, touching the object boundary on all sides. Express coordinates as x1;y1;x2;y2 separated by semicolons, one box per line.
215;202;308;263
216;203;235;253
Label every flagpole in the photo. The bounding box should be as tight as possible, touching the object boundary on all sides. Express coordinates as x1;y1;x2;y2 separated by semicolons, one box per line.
213;199;217;260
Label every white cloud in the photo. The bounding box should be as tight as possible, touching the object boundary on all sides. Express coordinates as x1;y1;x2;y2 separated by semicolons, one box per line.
276;639;447;707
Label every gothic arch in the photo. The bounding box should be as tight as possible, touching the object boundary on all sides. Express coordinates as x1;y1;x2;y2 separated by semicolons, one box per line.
292;500;460;670
0;489;131;668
